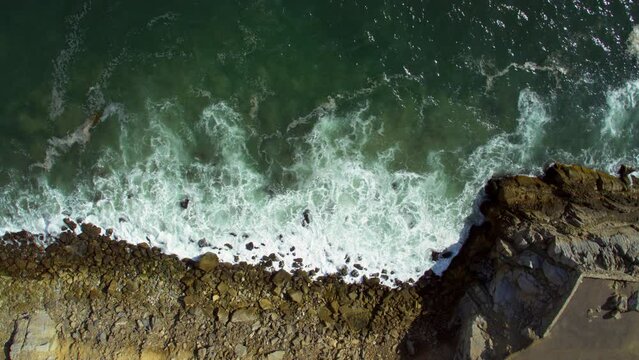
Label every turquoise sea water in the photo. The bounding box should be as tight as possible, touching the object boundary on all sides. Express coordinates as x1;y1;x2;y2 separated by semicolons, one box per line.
2;1;639;283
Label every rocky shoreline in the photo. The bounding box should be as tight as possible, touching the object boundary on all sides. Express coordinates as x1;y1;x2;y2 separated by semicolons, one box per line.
1;163;639;359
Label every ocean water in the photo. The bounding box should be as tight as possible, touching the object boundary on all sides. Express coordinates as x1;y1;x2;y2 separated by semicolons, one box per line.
1;1;639;284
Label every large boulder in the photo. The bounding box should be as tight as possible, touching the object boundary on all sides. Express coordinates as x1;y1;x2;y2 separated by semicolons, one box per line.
196;252;219;272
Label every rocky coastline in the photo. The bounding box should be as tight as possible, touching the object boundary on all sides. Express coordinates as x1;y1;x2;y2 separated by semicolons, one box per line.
1;163;639;360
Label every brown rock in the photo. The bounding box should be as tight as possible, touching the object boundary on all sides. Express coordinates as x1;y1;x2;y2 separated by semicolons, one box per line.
272;269;292;287
196;253;219;272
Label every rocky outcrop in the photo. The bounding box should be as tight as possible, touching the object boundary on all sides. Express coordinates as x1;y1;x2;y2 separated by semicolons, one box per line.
409;164;639;359
0;163;638;359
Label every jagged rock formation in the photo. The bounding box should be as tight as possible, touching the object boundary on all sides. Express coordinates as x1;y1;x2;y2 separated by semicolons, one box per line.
409;164;639;359
1;163;638;359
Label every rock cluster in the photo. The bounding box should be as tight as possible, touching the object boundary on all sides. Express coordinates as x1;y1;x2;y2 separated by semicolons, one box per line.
0;221;420;359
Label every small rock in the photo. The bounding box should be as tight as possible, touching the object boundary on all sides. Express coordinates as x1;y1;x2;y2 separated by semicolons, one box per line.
338;266;348;277
183;295;196;307
234;344;247;357
612;310;622;320
97;332;107;344
288;290;303;304
495;239;514;258
259;298;274;310
246;242;254;251
301;209;311;227
430;250;442;261
63;218;77;231
618;295;629;312
318;306;333;324
180;198;190;209
216;309;229;324
231;308;258;323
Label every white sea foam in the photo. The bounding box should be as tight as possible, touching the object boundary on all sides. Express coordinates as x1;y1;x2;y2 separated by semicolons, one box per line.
49;2;91;120
146;12;179;29
3;77;639;285
34;104;120;171
480;60;569;91
601;79;639;138
628;25;639;61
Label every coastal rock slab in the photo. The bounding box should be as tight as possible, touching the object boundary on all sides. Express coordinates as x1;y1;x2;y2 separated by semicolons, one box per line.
9;311;59;360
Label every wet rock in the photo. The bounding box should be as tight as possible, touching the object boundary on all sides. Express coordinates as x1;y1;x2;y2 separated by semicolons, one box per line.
302;209;311;227
180;198;190;209
63;218;77;231
431;250;442;261
196;252;219;272
272;269;292;287
338;266;348;277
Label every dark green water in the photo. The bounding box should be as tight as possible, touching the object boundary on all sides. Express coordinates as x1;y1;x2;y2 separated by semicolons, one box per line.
2;1;639;283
